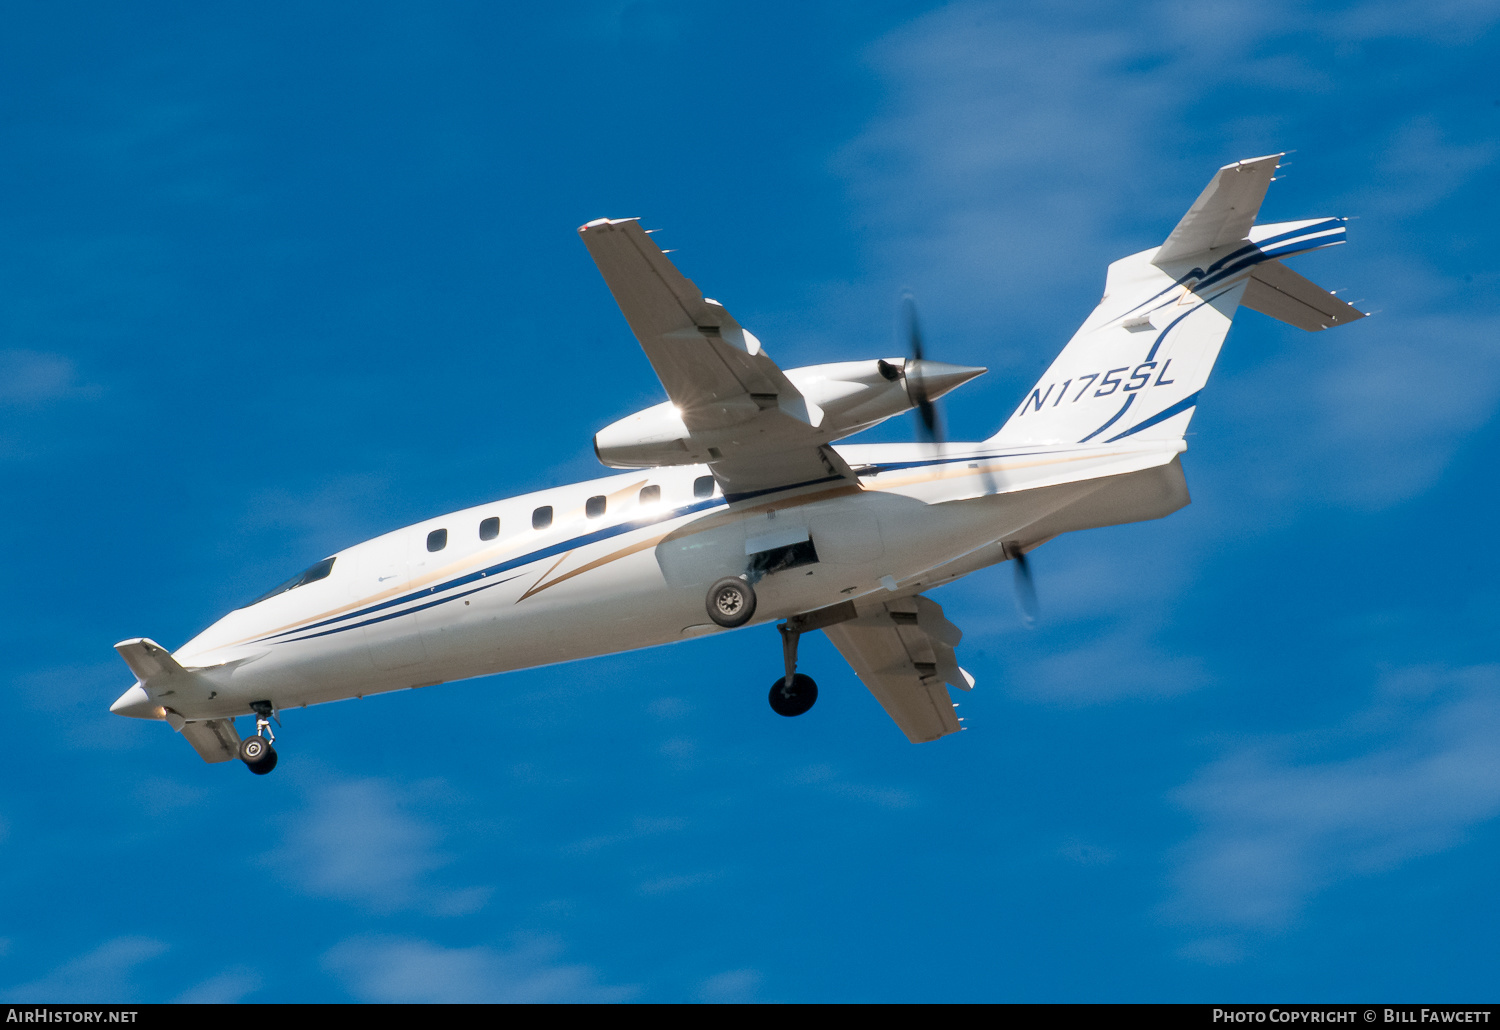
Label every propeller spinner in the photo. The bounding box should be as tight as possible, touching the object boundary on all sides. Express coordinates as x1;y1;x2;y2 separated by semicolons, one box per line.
899;295;986;445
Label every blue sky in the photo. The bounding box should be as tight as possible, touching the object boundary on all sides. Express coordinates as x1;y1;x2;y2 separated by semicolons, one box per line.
3;0;1499;1002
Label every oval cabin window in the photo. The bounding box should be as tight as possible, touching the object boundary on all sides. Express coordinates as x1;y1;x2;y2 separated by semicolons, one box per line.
426;529;448;552
585;495;606;518
532;506;553;530
479;517;500;541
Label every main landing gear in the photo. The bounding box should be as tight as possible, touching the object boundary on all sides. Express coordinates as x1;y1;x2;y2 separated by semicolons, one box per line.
239;700;279;775
705;576;757;628
769;621;818;717
704;574;865;719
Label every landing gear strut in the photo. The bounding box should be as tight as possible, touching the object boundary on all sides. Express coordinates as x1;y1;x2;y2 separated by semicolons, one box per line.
239;700;279;775
768;622;818;717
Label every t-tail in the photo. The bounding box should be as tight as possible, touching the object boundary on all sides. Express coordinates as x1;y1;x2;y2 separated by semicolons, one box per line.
990;154;1363;448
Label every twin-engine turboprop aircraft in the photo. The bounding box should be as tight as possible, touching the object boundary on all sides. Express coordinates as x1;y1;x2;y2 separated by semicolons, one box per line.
111;154;1363;773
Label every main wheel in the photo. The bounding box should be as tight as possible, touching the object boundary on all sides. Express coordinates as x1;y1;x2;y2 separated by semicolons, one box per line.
769;673;818;717
239;735;270;763
705;576;757;628
247;746;278;775
239;736;278;774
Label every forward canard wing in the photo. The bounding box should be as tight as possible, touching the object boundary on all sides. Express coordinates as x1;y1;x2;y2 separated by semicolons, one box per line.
578;217;857;497
822;595;974;743
112;637;242;763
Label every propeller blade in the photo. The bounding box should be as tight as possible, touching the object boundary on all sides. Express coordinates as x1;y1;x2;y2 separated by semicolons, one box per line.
897;294;987;480
916;394;940;443
902;294;942;445
902;293;925;362
1012;548;1039;627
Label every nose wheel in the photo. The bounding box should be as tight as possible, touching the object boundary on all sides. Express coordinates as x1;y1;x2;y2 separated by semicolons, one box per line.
769;672;818;716
239;701;279;775
769;621;818;716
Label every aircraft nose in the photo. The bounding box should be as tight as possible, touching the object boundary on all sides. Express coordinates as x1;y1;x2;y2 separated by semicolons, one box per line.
110;684;163;720
906;360;988;401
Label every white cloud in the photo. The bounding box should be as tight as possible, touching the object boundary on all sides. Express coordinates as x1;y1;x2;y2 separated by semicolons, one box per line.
565;815;688;855
1059;839;1117;866
636;870;723;895
263;776;490;916
0;350;83;405
1;937;167;1002
833;0;1500;512
11;661;149;752
171;966;262;1004
1165;664;1500;933
816;0;1500;716
1021;623;1210;704
697;968;763;1003
1356;116;1497;219
646;696;692;719
322;935;637;1003
1212;309;1500;510
787;763;917;808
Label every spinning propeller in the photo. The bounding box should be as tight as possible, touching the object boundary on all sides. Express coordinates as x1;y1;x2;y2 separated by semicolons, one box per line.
897;294;986;448
899;294;1039;627
902;295;941;445
1009;544;1039;628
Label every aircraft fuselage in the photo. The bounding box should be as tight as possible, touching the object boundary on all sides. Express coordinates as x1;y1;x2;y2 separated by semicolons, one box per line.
111;438;1186;724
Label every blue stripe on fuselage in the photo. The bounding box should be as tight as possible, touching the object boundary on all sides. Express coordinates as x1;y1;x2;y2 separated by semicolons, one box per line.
256;494;731;646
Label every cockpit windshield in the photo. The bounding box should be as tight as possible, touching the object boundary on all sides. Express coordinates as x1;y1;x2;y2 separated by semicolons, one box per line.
245;556;336;607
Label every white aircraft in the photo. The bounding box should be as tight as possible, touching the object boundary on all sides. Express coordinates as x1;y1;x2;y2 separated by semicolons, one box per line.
110;154;1362;773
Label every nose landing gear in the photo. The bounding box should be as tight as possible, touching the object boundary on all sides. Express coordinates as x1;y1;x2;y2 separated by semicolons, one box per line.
239;701;279;775
768;621;818;717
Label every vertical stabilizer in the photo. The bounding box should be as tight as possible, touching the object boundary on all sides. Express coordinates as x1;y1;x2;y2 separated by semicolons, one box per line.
990;155;1361;448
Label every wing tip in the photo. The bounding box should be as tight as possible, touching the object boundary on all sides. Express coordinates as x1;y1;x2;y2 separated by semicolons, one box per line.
1221;152;1286;172
578;216;641;234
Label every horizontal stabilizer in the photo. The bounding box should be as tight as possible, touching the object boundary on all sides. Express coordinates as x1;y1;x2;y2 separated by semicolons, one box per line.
179;718;241;763
1154;154;1281;265
1242;259;1365;331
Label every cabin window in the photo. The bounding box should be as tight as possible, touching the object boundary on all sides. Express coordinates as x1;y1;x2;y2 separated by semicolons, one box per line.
639;485;660;505
245;556;336;607
585;495;606;519
532;505;553;530
426;529;447;552
694;475;715;499
479;516;500;541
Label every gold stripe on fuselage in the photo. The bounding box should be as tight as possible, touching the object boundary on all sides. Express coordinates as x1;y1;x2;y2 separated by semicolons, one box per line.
218;449;1146;648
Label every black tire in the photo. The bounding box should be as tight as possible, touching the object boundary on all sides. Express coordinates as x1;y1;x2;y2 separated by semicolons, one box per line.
769;673;818;717
247;746;278;775
705;576;757;628
239;735;271;764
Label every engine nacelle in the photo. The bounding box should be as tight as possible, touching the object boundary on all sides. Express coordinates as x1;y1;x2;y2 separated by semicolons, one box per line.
594;400;700;468
593;358;983;469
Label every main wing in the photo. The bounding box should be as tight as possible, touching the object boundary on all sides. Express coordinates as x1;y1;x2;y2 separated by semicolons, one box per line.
822;595;974;743
578;218;855;497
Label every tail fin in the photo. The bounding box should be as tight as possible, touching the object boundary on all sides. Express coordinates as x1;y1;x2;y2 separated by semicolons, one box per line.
991;155;1364;448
